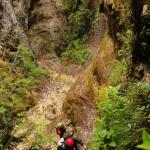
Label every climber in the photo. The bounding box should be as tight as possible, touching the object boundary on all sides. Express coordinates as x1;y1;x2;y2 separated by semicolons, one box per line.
56;123;66;138
57;131;88;150
56;123;88;150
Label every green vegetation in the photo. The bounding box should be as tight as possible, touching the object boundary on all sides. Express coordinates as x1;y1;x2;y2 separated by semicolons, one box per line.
61;0;98;64
116;0;134;58
117;30;134;58
63;0;95;40
90;83;150;150
18;44;49;77
0;41;48;148
28;119;54;149
90;1;150;149
61;39;91;65
137;129;150;150
108;59;127;85
42;42;54;52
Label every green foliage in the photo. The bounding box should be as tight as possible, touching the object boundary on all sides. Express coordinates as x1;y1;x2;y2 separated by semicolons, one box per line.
117;30;134;58
0;43;48;147
137;129;150;150
90;83;150;150
42;42;54;52
18;45;49;77
116;1;134;58
118;1;132;27
63;0;98;61
62;0;99;54
17;111;26;118
29;120;54;149
61;39;91;65
108;59;127;85
62;0;78;13
68;6;93;38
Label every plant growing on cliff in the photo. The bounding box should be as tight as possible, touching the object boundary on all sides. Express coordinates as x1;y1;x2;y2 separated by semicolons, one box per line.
108;59;127;85
117;30;134;58
42;43;54;52
116;0;134;58
62;0;98;64
0;43;48;148
61;39;91;65
137;129;150;150
90;83;150;150
28;119;54;149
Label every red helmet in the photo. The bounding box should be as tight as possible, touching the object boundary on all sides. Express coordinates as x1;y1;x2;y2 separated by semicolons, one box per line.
65;138;75;148
55;123;66;135
56;128;62;135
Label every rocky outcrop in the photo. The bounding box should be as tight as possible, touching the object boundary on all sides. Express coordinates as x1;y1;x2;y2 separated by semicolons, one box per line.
62;0;150;141
28;0;67;52
131;0;150;82
62;1;119;141
0;0;31;50
0;0;67;52
63;35;116;140
132;0;150;64
12;0;31;29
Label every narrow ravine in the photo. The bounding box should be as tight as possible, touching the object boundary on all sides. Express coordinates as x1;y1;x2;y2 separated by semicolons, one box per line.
13;53;77;149
1;0;150;150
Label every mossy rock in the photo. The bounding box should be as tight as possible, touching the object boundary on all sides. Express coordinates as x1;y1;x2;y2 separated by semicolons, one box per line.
0;59;10;70
63;36;116;139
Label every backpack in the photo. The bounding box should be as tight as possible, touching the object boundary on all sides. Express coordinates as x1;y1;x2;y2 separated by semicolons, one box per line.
57;137;75;150
65;137;75;148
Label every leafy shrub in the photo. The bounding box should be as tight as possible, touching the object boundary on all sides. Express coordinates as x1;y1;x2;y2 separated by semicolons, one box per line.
61;39;91;65
18;44;49;77
62;0;78;13
42;43;54;52
0;43;48;148
90;83;150;150
117;30;134;58
116;1;134;58
28;120;54;149
62;0;99;53
108;59;127;85
137;129;150;150
68;6;93;39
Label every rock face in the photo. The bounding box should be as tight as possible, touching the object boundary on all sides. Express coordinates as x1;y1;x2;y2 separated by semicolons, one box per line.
62;0;150;141
62;1;117;140
12;0;31;29
0;0;66;52
0;0;149;148
63;35;116;140
0;0;31;49
132;0;150;82
28;0;67;52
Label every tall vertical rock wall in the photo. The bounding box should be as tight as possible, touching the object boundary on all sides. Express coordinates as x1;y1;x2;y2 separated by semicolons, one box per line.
62;0;150;140
0;0;31;49
0;0;67;52
28;0;67;52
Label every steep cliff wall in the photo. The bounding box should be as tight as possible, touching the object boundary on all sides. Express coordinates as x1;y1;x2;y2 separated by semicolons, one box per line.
131;0;150;82
0;0;149;148
62;0;150;141
0;0;31;50
63;35;116;139
28;0;67;52
0;0;67;52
